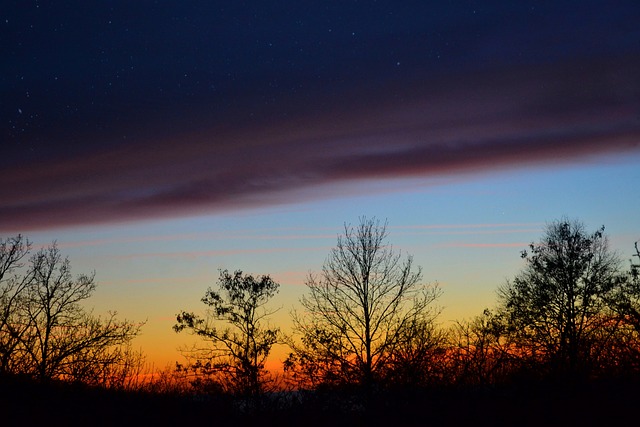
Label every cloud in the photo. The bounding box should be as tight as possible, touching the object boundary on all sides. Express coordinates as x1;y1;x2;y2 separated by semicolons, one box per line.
1;55;639;232
438;242;528;249
53;229;336;250
112;246;327;261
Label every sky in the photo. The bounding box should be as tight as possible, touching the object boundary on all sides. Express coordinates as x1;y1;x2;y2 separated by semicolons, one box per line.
2;1;640;370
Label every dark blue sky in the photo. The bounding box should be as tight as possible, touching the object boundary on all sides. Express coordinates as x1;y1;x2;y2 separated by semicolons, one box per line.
2;1;639;230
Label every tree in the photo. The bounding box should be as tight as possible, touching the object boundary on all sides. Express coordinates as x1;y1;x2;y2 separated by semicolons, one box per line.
0;238;143;382
604;241;640;330
174;269;280;397
286;217;441;392
0;235;31;374
447;309;517;386
380;316;447;388
588;240;640;376
64;342;146;390
497;218;627;378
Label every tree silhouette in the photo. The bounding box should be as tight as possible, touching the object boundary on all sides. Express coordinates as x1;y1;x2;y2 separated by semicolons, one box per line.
174;269;280;397
584;240;640;376
447;309;517;386
286;217;441;393
0;238;143;382
498;218;628;379
0;234;31;374
625;242;640;320
380;316;447;388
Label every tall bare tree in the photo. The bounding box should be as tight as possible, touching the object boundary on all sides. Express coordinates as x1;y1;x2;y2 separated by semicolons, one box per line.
174;269;280;397
286;217;441;392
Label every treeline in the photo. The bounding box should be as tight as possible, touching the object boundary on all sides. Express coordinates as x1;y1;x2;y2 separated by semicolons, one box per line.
171;217;640;403
2;217;640;409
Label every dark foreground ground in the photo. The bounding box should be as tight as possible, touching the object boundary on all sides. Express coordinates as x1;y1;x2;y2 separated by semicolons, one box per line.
1;376;638;427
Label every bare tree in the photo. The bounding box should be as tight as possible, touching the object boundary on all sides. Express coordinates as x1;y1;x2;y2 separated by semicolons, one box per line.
630;241;640;293
174;269;280;397
65;342;146;389
286;217;441;392
381;316;447;387
447;309;517;386
0;235;31;374
607;241;640;331
1;238;143;383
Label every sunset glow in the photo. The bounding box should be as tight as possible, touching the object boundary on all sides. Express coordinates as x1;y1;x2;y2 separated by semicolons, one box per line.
2;0;639;375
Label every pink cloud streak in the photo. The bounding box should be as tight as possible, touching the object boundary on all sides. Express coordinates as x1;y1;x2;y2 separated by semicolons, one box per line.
111;246;328;261
439;242;528;248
